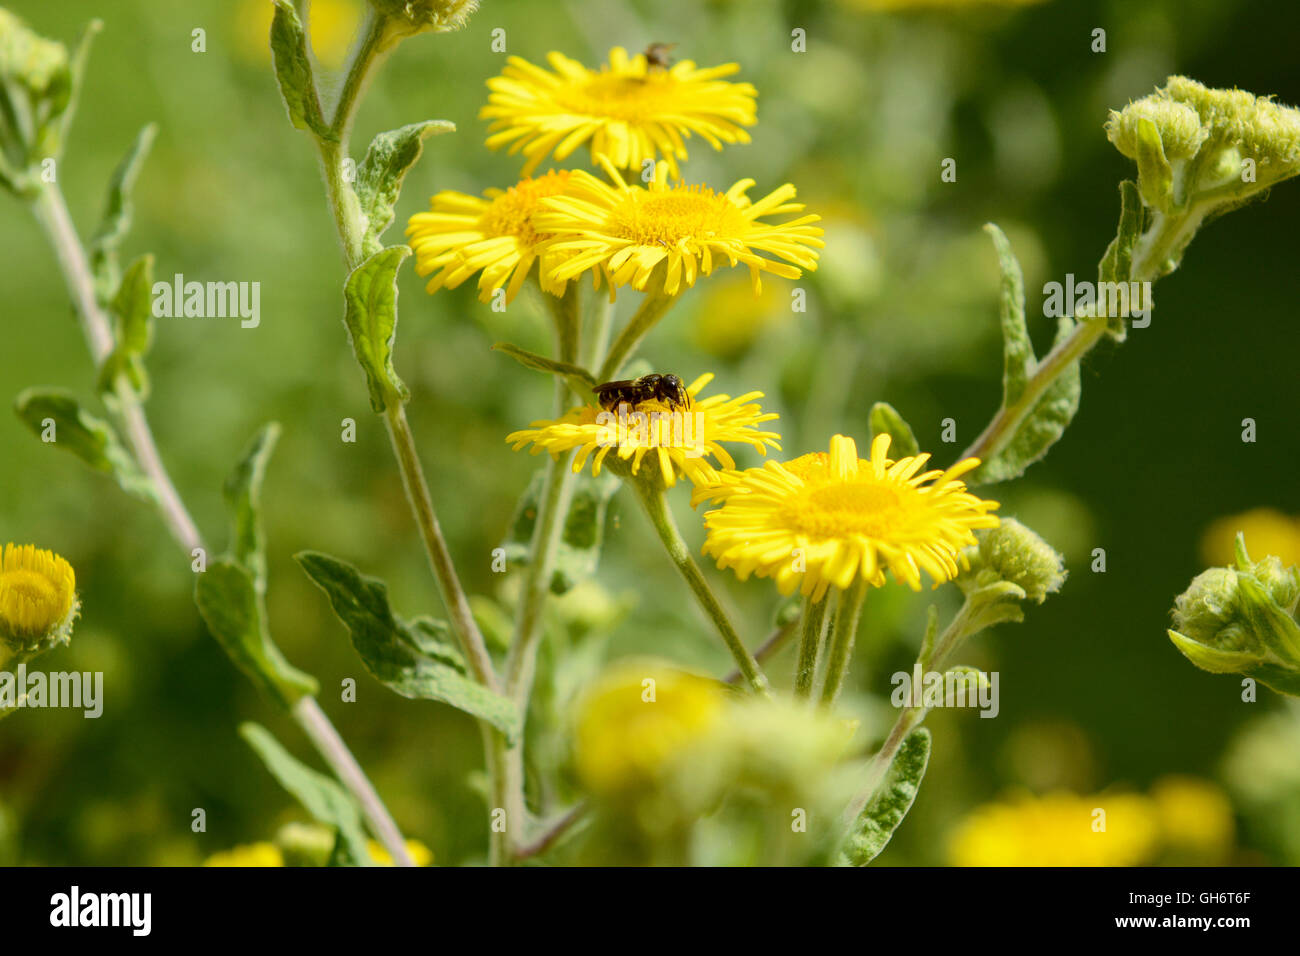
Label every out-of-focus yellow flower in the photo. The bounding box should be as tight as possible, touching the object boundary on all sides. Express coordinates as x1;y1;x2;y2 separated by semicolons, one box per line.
691;273;786;359
574;660;725;798
235;0;363;69
1200;508;1300;568
480;46;757;178
948;790;1160;866
367;839;434;866
507;372;780;489
699;434;999;600
1149;776;1234;861
0;543;78;649
203;842;285;867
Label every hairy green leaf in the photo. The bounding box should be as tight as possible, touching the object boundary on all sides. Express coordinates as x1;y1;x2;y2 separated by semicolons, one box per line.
868;401;919;459
1098;179;1143;339
13;388;156;502
357;120;454;254
269;0;333;140
982;223;1031;407
194;559;319;708
970;316;1082;485
296;551;520;740
239;723;372;866
88;123;156;301
97;252;155;396
842;727;932;866
492;342;597;396
223;423;281;595
343;246;411;413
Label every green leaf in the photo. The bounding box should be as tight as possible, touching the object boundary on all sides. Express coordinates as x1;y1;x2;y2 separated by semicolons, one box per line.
97;253;155;396
343;246;412;413
223;423;281;595
50;18;101;158
194;559;319;708
502;466;621;595
969;316;1082;486
868;401;919;459
295;551;521;740
13;388;156;502
356;121;454;254
1097;180;1144;339
842;728;932;866
269;0;333;140
239;723;372;866
982;223;1031;407
88;123;156;302
492;342;597;397
1134;117;1174;213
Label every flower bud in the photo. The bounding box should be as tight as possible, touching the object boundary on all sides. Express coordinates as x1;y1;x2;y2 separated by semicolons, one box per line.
960;518;1066;605
0;11;76;193
1168;535;1300;697
370;0;478;45
0;543;79;657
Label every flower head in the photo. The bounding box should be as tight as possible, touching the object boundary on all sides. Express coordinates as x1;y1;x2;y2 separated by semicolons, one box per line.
533;160;823;298
0;543;78;650
700;434;1000;600
506;372;780;488
407;170;588;304
480;46;757;178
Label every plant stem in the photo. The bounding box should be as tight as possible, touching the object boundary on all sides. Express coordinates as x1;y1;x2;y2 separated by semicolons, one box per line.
795;594;828;698
631;480;770;695
29;181;413;865
723;616;800;686
293;696;414;867
596;289;678;381
32;183;202;554
512;801;588;862
330;11;390;143
819;578;868;707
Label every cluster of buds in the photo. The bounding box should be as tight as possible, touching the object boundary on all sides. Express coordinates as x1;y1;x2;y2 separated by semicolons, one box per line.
1106;76;1300;217
1168;535;1300;697
369;0;479;48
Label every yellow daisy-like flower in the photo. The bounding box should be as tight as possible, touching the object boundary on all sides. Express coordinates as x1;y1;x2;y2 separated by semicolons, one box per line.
533;159;824;297
700;435;999;600
367;839;435;866
480;46;757;178
948;790;1160;867
0;543;77;646
407;170;589;304
505;372;780;488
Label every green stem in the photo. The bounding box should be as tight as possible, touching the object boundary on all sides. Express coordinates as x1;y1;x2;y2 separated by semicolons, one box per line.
330;10;390;143
795;594;828;698
818;578;869;707
631;479;769;695
722;616;800;686
585;296;615;371
28;180;412;865
596;289;678;382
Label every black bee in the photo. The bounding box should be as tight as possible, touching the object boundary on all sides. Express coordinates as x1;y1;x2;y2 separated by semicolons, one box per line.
643;42;677;71
594;373;691;412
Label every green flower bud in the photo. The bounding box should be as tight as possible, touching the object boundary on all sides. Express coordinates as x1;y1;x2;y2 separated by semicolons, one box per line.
370;0;478;44
274;822;336;867
960;518;1066;605
1106;98;1206;161
1168;535;1300;697
0;10;78;193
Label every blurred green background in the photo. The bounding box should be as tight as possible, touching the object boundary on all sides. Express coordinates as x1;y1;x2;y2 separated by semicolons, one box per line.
2;0;1299;865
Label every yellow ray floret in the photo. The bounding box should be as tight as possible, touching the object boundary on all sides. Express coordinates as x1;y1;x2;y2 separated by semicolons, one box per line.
700;434;1000;600
406;170;586;304
506;373;780;488
533;159;824;298
0;543;77;643
480;46;757;178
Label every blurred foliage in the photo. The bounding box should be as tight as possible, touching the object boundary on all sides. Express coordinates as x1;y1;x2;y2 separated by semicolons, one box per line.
1;0;1299;864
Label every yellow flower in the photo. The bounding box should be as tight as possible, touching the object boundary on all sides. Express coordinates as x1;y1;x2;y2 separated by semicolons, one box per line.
1200;507;1300;568
203;842;284;867
480;46;757;178
1149;776;1234;860
574;660;725;798
505;373;780;488
407;170;589;304
234;0;363;69
367;839;435;866
534;160;824;298
948;791;1160;867
0;543;77;647
700;435;999;600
